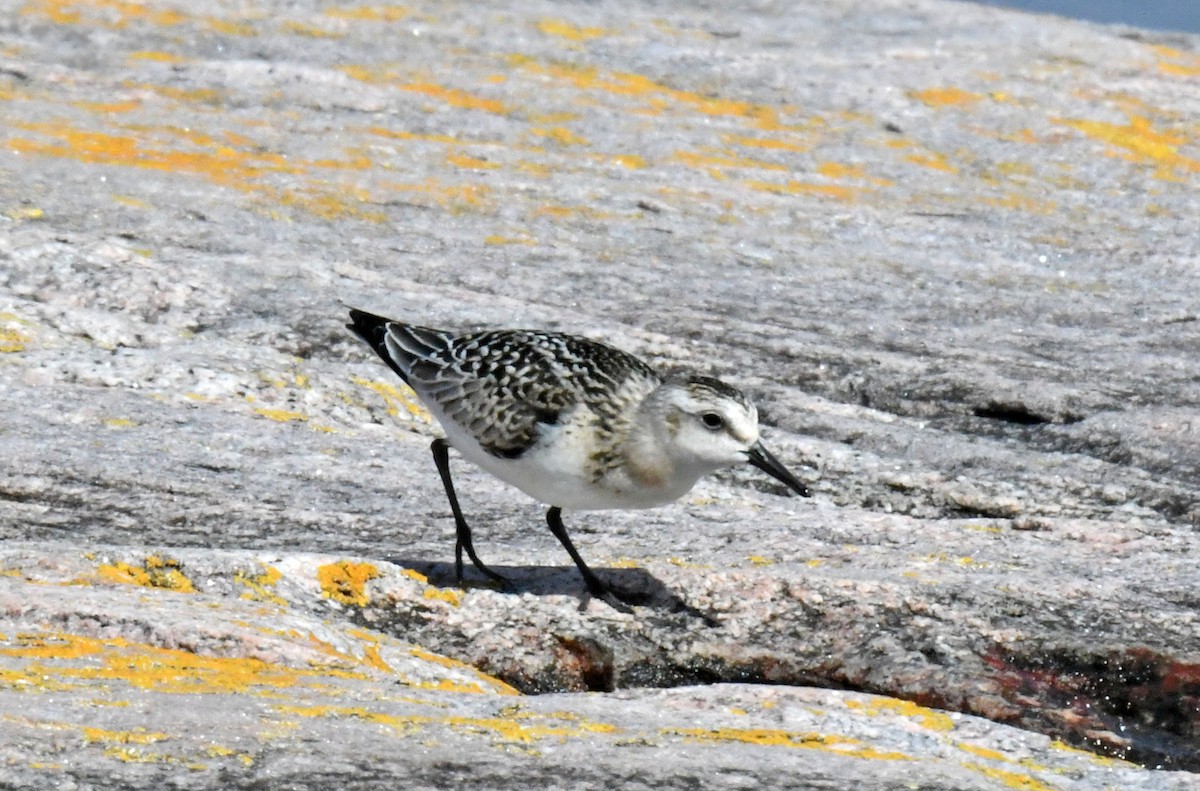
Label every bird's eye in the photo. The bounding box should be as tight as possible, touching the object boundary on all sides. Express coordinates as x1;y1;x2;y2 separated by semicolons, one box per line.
701;412;724;430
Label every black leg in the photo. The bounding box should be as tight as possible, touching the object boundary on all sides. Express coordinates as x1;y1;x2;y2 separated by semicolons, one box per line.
430;438;508;586
546;507;638;612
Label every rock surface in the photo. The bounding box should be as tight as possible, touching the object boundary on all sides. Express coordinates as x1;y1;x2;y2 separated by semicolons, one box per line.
1;0;1199;787
1;546;1194;790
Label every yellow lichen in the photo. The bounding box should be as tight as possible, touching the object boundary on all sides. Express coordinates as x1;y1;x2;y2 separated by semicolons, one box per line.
962;763;1055;790
408;647;520;696
1;633;369;695
317;561;380;607
0;328;28;353
351;376;431;421
959;742;1009;761
83;726;169;745
665;727;910;760
253;407;308;422
273;703;616;744
844;698;955;731
96;556;195;593
537;18;608;41
445;152;499;170
911;87;983;107
235;564;286;605
1057;113;1199;181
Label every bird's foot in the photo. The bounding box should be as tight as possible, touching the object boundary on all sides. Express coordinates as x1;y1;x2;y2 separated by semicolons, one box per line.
580;578;652;614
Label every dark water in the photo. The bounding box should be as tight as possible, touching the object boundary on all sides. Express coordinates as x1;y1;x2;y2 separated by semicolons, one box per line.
967;0;1200;35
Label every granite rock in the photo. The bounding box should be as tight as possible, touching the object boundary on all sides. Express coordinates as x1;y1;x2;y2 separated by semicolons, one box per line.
1;0;1198;786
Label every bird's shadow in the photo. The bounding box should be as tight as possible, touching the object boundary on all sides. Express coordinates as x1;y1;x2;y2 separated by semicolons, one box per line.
388;556;720;625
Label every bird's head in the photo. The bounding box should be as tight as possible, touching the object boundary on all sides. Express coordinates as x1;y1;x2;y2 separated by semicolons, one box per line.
646;376;810;496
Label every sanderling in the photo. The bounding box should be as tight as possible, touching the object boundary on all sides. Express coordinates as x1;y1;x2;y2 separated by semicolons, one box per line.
347;308;810;607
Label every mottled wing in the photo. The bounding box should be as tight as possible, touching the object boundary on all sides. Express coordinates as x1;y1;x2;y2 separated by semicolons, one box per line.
348;309;660;459
425;329;661;458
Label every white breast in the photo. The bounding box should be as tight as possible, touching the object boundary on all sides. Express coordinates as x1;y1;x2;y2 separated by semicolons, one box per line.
432;403;700;511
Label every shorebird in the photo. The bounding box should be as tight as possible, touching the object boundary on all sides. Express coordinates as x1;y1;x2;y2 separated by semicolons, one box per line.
347;308;810;607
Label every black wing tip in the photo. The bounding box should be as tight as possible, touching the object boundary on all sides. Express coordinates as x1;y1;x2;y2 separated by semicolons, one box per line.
346;307;415;384
347;306;387;329
346;307;395;344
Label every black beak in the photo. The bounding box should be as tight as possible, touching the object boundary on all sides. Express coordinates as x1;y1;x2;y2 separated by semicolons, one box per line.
746;442;811;497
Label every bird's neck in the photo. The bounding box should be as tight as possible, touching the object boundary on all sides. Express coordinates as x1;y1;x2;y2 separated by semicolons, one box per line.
622;414;675;490
620;400;703;498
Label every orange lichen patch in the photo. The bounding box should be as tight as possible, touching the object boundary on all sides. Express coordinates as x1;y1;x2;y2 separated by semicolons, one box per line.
962;763;1055;791
665;727;910;760
982;192;1056;214
423;587;462;606
1152;45;1200;77
959;742;1009;761
274;704;613;743
533;203;614;222
137;83;225;105
906;152;958;174
75;100;142;114
275;704;420;735
205;744;255;766
608;153;645;168
673;149;788;176
1;633;368;695
0;633;104;661
127;50;185;63
317;561;381;607
234;564;286;605
96;556;195;593
351;376;430;420
83;726;170;745
537;18;609;41
844;698;956;731
516;161;551;177
484;233;535;245
0;327;29;353
366;126;462;145
341;67;509;115
408;647;521;696
20;0;188;28
345;629;395;674
531;126;590;146
817;161;866;180
1057;114;1199;181
911;87;983;108
282;20;344;38
991;161;1034;178
446;152;500;169
395;569;463;607
399;569;431;585
746;179;858;202
253;407;308;423
7;122;301;185
268;184;387;223
380;179;494;214
507;56;783;127
528;111;581;125
204;17;257;36
724;133;811;152
7;121;391;222
325;5;410;22
1048;739;1132;766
